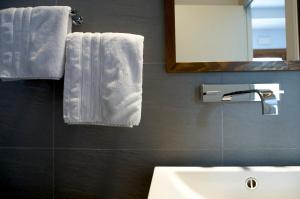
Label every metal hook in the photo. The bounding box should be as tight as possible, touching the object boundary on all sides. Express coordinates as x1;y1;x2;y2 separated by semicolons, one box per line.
70;9;83;26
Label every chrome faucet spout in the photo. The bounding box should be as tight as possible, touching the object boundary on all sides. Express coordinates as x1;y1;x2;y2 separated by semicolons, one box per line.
222;89;278;115
201;84;284;115
260;90;278;115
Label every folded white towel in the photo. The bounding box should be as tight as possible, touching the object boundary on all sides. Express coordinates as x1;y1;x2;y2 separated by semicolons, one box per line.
0;6;71;80
63;32;144;127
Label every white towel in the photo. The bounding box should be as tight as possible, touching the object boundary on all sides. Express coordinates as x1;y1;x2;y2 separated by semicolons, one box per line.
0;6;71;80
63;32;144;127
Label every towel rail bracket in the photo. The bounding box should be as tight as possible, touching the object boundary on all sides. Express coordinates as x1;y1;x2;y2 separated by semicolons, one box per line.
70;9;83;26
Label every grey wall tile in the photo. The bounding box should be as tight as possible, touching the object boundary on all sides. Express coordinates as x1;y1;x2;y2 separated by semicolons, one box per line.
56;0;165;63
143;65;223;108
54;68;222;149
0;81;53;147
222;102;300;149
224;149;300;166
0;0;55;9
1;0;300;199
54;149;222;199
221;71;282;84
222;72;300;149
0;149;52;199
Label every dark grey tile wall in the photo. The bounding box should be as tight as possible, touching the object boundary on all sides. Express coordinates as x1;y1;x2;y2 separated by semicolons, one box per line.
0;1;299;199
0;149;53;199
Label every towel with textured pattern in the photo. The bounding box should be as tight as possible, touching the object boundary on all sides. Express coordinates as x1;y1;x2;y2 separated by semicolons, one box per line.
63;32;144;127
0;6;71;80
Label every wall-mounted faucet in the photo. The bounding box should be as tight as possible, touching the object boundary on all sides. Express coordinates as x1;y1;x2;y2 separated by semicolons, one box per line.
222;89;278;115
201;84;284;115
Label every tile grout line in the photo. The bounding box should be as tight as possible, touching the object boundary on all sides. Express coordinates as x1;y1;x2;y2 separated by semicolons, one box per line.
221;73;224;166
52;147;221;151
0;147;51;150
143;62;165;65
221;104;224;166
52;2;58;198
1;146;300;150
52;81;55;199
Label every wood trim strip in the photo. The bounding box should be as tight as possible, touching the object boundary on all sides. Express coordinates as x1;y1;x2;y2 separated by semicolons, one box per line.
165;0;176;72
253;49;287;60
170;61;300;72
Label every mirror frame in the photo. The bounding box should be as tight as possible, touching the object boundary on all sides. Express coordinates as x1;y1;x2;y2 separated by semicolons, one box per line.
165;0;300;72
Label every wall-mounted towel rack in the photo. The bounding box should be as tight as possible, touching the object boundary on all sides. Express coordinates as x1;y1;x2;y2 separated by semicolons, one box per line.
70;8;83;26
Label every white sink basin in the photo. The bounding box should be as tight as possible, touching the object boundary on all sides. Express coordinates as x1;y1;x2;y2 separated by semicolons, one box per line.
148;167;300;199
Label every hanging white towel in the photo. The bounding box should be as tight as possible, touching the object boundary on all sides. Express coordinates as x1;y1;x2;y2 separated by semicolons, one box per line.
0;6;71;80
63;32;144;127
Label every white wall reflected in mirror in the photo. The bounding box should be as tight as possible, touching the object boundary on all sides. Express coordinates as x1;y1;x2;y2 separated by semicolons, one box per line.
175;0;299;62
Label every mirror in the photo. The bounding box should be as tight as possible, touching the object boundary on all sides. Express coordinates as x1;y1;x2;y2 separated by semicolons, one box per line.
165;0;300;72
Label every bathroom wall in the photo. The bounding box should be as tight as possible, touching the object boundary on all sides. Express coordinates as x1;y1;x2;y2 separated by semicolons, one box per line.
175;5;249;62
0;1;300;199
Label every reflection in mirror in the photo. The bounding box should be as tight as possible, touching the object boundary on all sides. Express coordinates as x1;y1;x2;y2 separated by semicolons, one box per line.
251;0;286;61
175;0;299;62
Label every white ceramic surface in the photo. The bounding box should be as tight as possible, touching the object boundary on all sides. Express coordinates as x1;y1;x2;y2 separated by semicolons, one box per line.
148;167;300;199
